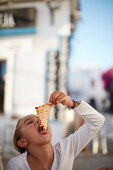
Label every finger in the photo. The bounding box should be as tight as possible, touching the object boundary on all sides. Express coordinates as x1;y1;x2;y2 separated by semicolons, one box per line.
49;90;59;105
49;91;55;104
49;94;56;105
55;93;65;104
53;91;65;105
54;91;66;105
58;96;68;105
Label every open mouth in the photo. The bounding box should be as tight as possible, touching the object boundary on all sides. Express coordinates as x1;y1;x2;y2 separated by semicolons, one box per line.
38;125;48;134
38;126;44;133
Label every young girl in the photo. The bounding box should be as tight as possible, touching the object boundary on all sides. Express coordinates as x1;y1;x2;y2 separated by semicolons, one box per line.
6;91;105;170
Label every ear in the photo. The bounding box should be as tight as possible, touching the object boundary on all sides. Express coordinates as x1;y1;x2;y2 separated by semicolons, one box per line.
17;138;28;148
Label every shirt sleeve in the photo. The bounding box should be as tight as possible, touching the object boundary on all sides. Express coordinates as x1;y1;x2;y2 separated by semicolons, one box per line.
60;100;105;158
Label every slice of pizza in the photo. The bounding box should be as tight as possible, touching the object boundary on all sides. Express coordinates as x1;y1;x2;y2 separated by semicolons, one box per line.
35;104;52;130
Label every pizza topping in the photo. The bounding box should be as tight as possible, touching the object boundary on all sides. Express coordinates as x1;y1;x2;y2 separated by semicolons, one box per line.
35;104;52;130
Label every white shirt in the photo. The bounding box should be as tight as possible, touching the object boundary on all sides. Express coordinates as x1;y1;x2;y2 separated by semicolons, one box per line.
6;100;105;170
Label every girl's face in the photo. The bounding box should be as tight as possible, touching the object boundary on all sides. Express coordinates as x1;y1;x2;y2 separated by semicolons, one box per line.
17;115;52;148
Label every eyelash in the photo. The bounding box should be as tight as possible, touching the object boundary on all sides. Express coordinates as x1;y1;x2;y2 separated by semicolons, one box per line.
26;118;39;125
27;121;33;125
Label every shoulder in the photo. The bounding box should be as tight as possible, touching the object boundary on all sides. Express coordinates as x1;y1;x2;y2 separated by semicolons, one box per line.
10;152;27;162
6;152;27;170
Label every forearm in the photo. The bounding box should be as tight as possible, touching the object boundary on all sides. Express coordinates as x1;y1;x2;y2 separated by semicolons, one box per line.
60;100;105;159
73;100;105;132
72;100;105;157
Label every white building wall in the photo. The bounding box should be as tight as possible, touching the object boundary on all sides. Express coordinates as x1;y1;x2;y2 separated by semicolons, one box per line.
0;0;71;116
69;67;109;111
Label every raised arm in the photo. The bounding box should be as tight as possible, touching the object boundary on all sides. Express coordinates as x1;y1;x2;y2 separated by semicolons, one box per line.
49;91;105;158
70;100;105;157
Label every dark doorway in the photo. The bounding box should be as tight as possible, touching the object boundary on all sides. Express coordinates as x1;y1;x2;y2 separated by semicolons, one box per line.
0;61;6;113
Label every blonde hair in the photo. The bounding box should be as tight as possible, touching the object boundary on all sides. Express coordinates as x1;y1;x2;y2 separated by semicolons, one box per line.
13;119;26;154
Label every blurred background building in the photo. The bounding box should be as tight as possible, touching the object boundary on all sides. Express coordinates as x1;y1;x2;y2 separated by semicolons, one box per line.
0;0;80;119
0;0;113;169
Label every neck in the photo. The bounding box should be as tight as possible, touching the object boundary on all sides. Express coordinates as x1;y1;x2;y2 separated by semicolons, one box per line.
27;143;54;170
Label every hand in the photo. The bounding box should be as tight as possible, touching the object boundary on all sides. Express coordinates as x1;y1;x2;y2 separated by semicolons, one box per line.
49;90;73;108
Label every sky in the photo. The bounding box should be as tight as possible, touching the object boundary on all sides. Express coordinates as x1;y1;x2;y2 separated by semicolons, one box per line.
69;0;113;72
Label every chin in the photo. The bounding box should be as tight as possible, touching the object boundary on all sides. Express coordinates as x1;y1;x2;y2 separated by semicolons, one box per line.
43;136;52;144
